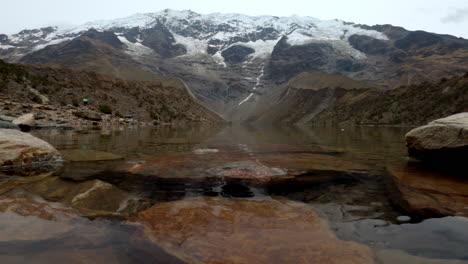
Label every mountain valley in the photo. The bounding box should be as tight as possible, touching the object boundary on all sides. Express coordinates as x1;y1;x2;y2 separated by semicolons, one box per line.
1;9;467;124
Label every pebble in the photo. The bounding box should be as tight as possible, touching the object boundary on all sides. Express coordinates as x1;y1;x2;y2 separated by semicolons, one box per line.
397;215;411;223
193;149;220;155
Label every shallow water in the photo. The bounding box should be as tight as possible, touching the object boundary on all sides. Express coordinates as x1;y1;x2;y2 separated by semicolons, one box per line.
0;125;466;263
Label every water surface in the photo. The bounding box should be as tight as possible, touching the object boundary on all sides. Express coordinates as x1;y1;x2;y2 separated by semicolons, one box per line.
0;125;465;263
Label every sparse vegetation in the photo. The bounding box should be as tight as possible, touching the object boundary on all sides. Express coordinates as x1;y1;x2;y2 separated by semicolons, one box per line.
27;92;42;103
0;59;221;124
72;98;79;107
98;105;112;114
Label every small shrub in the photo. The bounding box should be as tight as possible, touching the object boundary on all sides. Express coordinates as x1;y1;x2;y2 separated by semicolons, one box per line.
27;92;42;104
3;106;10;110
72;98;79;107
98;105;112;114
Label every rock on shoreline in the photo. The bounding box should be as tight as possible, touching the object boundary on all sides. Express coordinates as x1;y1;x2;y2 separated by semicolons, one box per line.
406;112;468;165
0;129;62;175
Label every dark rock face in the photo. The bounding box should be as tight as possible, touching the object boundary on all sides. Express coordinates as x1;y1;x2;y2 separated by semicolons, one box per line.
82;29;123;48
221;45;255;64
395;31;444;50
248;27;279;42
20;38;95;65
335;59;365;72
348;34;392;55
123;27;141;43
358;24;409;40
206;45;219;55
0;34;8;43
141;23;187;58
267;37;334;83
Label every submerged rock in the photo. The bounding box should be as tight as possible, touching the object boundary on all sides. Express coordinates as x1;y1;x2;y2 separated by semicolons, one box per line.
0;129;62;175
129;197;376;264
207;160;289;184
59;149;123;162
1;175;148;218
12;113;36;131
406;112;468;165
0;196;184;264
126;143;368;187
387;162;468;217
0;197;77;241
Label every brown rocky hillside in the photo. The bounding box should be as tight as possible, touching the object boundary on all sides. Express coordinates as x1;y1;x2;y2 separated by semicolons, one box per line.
0;60;224;125
248;72;468;126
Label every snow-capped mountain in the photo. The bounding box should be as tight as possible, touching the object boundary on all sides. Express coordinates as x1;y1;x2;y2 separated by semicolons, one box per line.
0;9;387;63
1;9;467;121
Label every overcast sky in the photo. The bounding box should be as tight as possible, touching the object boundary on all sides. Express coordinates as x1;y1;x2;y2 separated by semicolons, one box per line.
1;0;468;38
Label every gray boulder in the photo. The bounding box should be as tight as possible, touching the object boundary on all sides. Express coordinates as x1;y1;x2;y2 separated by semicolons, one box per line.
0;115;15;122
0;121;19;130
12;113;36;131
406;113;468;164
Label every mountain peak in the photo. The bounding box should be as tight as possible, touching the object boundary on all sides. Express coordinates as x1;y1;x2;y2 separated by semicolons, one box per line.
1;9;388;64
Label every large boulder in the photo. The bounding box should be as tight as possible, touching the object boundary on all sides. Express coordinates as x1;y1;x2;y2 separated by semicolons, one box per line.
12;113;36;131
73;110;102;121
129;197;376;264
0;129;62;175
406;113;468;165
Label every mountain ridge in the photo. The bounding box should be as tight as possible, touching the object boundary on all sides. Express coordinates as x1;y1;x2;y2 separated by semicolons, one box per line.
1;9;467;122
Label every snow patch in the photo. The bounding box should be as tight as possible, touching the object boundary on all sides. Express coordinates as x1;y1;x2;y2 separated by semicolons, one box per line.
237;38;280;59
238;93;254;105
0;44;14;50
33;38;71;51
172;33;209;57
212;51;227;67
117;36;153;56
253;65;265;90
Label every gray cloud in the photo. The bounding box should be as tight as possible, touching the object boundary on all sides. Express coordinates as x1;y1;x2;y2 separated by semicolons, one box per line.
441;7;468;23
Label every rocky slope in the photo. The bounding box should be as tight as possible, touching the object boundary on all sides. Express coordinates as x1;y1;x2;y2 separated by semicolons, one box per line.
0;59;224;127
249;72;468;126
1;9;467;120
